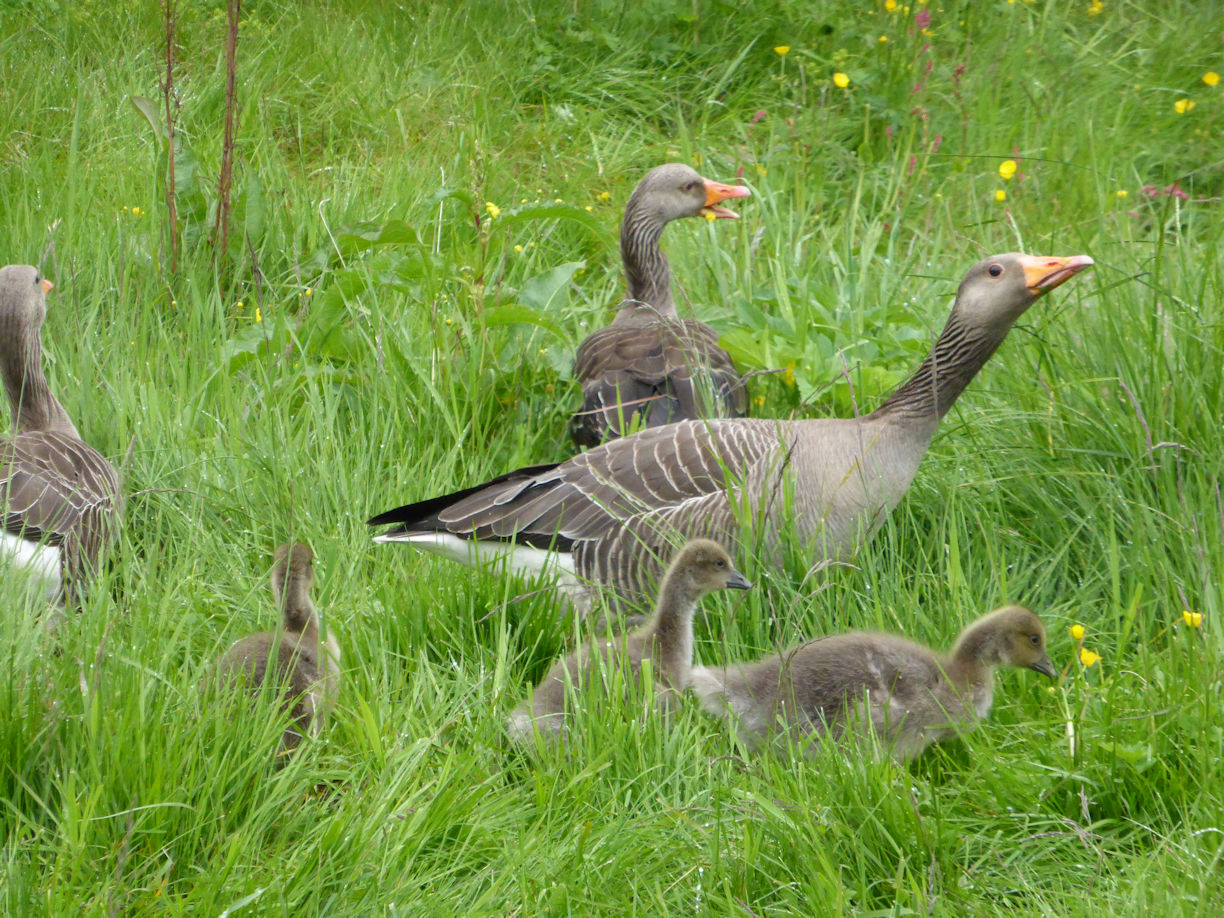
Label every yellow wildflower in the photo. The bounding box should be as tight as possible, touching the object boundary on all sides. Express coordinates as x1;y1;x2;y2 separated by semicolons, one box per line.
703;211;717;222
305;287;313;296
514;244;524;253
998;159;1018;180
885;0;897;10
783;364;796;386
1204;72;1220;87
753;395;766;407
1079;647;1101;667
485;201;501;218
1116;190;1128;199
756;163;767;177
1182;610;1204;628
879;35;888;42
254;307;262;323
236;301;244;309
833;72;850;89
1069;624;1085;641
774;46;790;56
1174;98;1195;114
596;191;612;202
1088;0;1103;15
995;189;1007;202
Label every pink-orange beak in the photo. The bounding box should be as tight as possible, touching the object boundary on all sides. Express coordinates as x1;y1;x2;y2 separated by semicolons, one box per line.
1019;254;1094;295
701;179;751;219
42;278;54;294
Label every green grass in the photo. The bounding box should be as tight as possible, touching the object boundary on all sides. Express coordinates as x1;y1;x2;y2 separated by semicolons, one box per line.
1;0;1222;913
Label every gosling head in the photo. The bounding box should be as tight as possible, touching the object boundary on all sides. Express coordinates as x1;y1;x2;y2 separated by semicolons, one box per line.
960;605;1056;677
270;542;314;615
665;539;752;599
628;163;751;226
952;252;1093;331
0;264;53;334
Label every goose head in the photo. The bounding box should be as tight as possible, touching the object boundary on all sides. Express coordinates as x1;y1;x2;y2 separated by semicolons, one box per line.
960;605;1056;676
627;163;750;226
667;538;752;598
0;264;54;336
951;253;1093;331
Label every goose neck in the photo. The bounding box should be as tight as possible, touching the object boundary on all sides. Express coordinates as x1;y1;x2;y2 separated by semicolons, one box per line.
1;330;79;437
618;207;676;321
646;574;698;677
873;313;1011;424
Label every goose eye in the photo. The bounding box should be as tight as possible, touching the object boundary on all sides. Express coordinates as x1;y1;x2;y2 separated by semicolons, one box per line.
1029;634;1040;646
715;559;726;568
988;264;1003;278
33;273;41;286
684;181;698;192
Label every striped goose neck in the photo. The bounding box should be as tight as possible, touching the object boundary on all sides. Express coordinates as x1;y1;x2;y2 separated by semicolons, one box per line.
646;569;699;679
1;327;79;437
872;312;1012;424
616;206;677;324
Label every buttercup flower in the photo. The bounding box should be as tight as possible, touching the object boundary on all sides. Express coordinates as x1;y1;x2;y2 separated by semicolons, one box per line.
514;244;524;253
1079;647;1101;667
833;72;850;88
1174;98;1195;114
254;307;262;323
1204;72;1220;87
1116;190;1128;199
1069;623;1085;641
774;46;790;56
998;159;1017;180
995;189;1007;202
1088;0;1103;14
885;0;897;10
1182;610;1204;628
596;191;612;202
485;201;501;218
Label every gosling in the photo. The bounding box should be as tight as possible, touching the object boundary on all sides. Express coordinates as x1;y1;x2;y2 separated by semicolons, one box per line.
690;605;1056;761
210;543;341;754
508;539;750;743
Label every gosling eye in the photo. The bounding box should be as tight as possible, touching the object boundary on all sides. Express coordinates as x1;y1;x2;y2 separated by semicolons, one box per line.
715;559;726;568
988;264;1004;278
1029;634;1040;646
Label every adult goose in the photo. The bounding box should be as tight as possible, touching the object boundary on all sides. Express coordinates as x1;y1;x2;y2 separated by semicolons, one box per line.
370;253;1093;612
690;605;1056;761
508;539;750;743
569;163;751;448
209;543;342;755
0;265;122;606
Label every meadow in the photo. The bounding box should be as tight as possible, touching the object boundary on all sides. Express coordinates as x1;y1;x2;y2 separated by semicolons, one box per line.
1;0;1221;913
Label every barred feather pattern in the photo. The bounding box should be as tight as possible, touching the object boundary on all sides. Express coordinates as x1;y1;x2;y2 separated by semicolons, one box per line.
570;318;748;448
0;430;122;602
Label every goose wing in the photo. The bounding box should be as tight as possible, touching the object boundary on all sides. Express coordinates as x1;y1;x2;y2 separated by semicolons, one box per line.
0;431;121;563
370;418;782;548
570;320;747;447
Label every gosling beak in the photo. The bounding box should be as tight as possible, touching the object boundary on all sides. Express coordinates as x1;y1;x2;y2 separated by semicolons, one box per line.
700;178;751;220
1030;653;1057;678
725;569;753;591
42;278;54;294
1019;254;1094;296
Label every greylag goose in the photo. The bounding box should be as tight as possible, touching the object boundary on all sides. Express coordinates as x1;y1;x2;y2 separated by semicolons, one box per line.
0;264;121;606
508;539;750;743
370;253;1093;613
209;544;341;754
690;605;1056;761
569;163;751;447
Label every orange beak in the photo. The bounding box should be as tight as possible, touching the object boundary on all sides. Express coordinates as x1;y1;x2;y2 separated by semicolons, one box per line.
701;178;751;219
1019;254;1094;295
42;278;54;294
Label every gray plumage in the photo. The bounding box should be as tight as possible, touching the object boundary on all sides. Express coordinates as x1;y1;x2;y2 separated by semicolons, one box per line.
691;605;1056;760
372;253;1093;612
0;264;122;606
508;539;751;743
569;164;750;447
209;544;342;756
